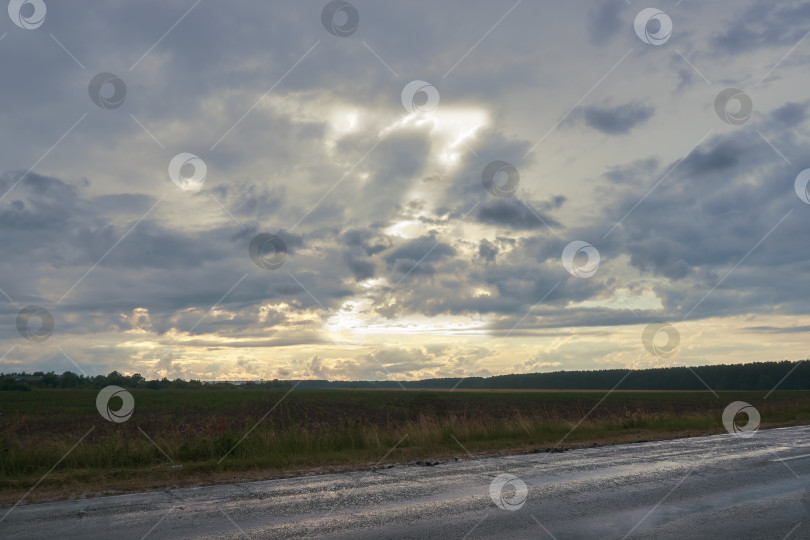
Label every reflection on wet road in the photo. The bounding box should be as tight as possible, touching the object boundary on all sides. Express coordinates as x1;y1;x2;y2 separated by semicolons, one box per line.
3;425;810;539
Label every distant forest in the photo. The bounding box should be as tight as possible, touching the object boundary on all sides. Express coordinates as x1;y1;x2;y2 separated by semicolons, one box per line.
0;372;291;391
2;360;810;391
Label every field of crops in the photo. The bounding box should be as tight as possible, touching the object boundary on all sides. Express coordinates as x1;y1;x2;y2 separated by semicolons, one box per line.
2;388;810;503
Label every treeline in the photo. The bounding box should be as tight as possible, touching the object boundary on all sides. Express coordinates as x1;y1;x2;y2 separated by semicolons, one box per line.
3;360;810;391
0;371;291;391
295;360;810;391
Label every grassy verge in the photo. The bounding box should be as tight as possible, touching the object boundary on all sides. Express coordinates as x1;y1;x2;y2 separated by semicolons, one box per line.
2;388;810;504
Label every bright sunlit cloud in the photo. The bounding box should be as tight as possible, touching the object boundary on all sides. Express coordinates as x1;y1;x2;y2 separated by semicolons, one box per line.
2;1;809;382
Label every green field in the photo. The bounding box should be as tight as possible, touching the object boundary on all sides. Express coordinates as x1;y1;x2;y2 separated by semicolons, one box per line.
2;388;810;503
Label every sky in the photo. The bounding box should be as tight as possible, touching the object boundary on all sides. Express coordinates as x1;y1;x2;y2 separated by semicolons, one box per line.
1;0;810;382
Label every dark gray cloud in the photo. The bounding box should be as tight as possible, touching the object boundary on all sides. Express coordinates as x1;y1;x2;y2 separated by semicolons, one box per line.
476;198;562;230
680;140;741;176
383;234;456;267
478;239;498;263
712;2;810;54
585;122;804;321
344;254;376;281
2;0;810;377
342;229;390;256
744;325;810;334
627;239;690;280
767;101;808;129
587;1;626;46
580;103;655;135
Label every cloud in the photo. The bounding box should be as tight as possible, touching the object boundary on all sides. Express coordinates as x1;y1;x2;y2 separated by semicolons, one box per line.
344;254;376;281
3;1;810;380
627;239;690;280
383;234;456;268
587;1;626;46
579;103;655;135
711;2;810;54
767;102;808;129
681;140;741;176
478;239;498;263
476;198;562;230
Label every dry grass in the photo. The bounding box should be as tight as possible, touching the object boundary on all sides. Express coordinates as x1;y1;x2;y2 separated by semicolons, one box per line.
2;388;810;504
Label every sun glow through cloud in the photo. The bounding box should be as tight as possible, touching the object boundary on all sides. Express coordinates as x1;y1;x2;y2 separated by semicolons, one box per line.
2;1;809;385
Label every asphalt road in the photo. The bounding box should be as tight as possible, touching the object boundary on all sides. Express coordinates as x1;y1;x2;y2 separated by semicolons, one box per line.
3;426;810;539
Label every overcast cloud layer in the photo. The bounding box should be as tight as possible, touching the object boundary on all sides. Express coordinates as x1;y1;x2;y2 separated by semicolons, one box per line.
2;0;810;381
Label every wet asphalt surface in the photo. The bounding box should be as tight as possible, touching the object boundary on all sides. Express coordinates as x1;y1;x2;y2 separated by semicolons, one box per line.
3;425;810;539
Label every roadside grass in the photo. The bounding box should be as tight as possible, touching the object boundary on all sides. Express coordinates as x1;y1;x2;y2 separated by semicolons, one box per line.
2;388;810;503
